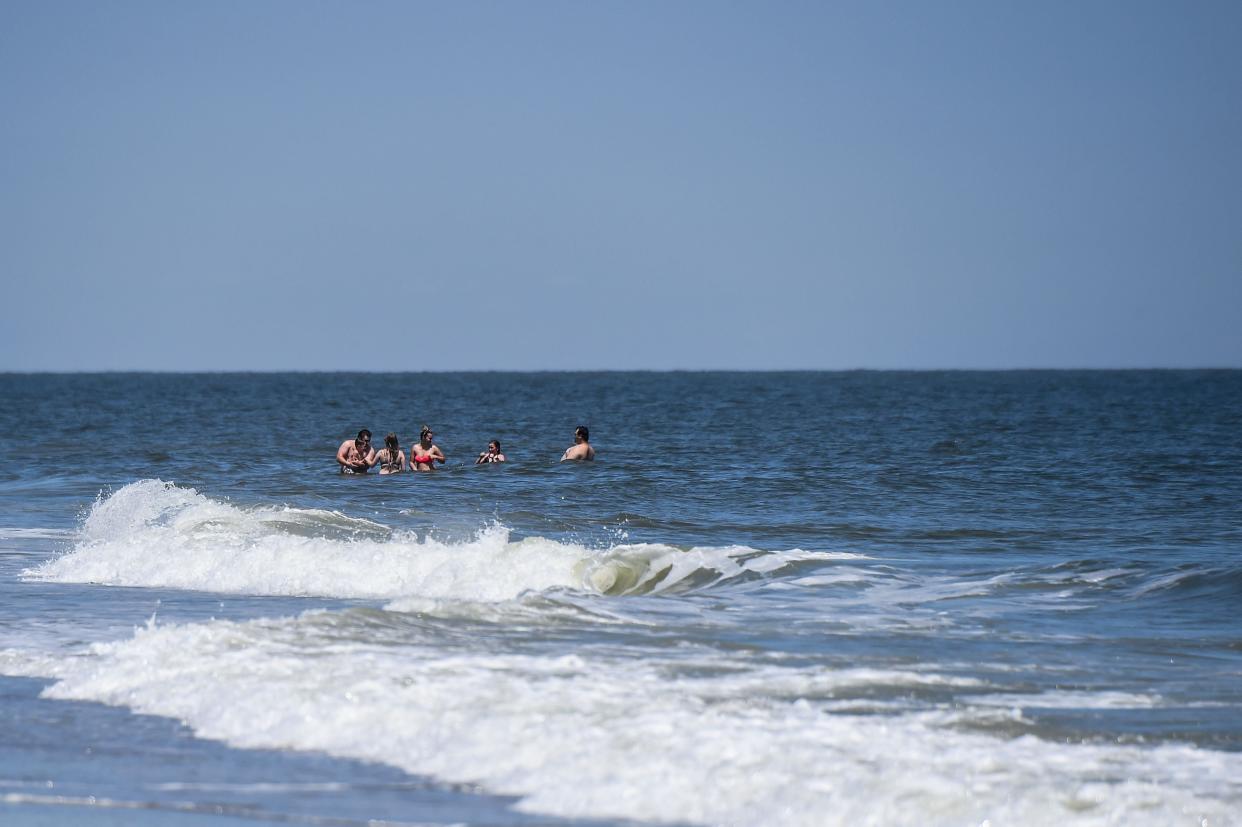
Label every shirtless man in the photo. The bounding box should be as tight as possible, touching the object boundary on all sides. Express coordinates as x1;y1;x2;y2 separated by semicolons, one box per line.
336;429;377;474
561;425;595;461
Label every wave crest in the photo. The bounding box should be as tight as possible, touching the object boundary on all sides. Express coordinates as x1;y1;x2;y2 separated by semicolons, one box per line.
26;480;841;602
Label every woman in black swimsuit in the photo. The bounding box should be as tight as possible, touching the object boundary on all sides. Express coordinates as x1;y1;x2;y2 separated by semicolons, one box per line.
476;440;506;464
377;433;407;474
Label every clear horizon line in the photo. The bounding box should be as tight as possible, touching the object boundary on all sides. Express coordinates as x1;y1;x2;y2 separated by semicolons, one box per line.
3;366;1241;376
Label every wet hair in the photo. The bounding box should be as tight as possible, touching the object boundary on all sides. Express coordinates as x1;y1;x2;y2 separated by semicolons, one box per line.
420;424;433;441
384;432;399;461
575;425;589;441
489;440;501;451
357;429;372;442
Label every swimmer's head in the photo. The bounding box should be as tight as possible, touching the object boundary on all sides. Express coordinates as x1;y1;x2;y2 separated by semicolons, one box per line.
356;429;372;445
420;425;433;442
385;432;399;451
574;425;589;442
489;440;501;452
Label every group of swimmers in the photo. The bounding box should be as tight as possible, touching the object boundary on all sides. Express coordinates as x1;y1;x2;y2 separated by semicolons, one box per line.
335;425;595;474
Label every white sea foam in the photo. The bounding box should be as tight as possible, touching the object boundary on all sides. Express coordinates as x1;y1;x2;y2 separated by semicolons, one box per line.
0;527;76;541
14;481;1241;825
973;690;1164;710
1073;567;1134;584
0;647;67;678
23;480;836;602
20;613;1241;827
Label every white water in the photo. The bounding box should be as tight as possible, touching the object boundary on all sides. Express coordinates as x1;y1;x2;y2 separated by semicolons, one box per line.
8;480;1242;826
2;611;1237;827
25;480;859;601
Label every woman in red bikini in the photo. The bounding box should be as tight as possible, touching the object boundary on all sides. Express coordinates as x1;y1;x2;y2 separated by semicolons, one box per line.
411;425;446;471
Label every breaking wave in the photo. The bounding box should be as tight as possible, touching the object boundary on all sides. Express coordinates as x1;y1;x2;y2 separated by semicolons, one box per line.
24;480;858;602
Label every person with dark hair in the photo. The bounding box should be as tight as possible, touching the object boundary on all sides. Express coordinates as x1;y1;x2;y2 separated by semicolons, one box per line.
336;429;376;474
411;425;446;471
476;440;506;464
377;433;407;474
561;425;595;461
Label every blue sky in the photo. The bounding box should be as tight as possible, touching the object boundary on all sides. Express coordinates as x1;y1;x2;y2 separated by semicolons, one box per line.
2;1;1239;370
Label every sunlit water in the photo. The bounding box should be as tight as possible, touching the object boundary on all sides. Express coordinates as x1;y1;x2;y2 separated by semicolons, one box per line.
1;371;1240;826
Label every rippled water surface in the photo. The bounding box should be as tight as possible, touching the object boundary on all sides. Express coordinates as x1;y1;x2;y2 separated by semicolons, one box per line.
1;371;1240;825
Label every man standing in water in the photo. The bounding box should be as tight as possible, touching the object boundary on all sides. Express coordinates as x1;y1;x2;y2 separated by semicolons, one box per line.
336;429;376;474
561;425;595;461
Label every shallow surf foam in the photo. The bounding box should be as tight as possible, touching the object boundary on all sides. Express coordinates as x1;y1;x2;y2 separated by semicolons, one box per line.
24;480;857;602
5;611;1238;827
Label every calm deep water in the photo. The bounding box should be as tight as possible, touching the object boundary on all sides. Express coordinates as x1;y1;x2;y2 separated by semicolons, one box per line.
1;371;1240;825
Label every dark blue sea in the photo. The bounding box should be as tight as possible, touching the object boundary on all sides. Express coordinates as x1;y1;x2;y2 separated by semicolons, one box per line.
1;371;1240;826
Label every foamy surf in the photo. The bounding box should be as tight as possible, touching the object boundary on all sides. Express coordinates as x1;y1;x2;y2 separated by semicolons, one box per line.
0;527;77;541
24;480;853;602
10;611;1240;827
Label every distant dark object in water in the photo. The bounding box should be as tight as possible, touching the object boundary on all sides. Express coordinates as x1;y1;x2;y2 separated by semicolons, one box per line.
930;438;963;456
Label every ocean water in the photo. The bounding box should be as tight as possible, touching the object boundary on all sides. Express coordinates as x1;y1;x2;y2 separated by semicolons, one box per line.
1;371;1240;826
